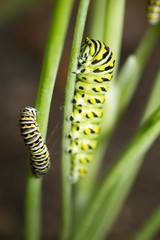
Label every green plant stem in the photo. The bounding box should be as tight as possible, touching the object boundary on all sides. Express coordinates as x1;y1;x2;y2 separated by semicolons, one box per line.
60;1;90;240
86;0;106;40
0;0;41;28
74;0;126;214
103;0;126;75
133;206;160;240
72;106;160;240
142;68;160;123
117;25;160;118
24;0;74;239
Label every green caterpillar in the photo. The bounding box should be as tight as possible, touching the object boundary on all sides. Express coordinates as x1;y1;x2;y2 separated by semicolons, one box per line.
68;37;115;183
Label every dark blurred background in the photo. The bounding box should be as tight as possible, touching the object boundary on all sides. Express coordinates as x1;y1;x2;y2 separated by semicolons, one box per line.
0;0;160;239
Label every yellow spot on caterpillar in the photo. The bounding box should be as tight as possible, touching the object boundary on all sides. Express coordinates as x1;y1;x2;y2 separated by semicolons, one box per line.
33;142;37;146
96;78;103;82
43;160;46;164
101;99;105;103
110;62;114;67
41;154;44;157
95;87;101;92
82;144;89;150
35;162;39;165
92;144;97;149
87;112;93;118
79;168;85;173
95;128;100;134
105;86;109;91
97;113;102;118
27;134;32;137
24;124;28;128
80;158;87;163
90;98;96;104
85;129;91;134
96;55;102;60
99;66;105;71
31;123;34;127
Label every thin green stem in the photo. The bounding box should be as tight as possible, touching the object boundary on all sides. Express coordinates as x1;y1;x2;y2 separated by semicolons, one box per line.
133;206;160;240
142;67;160;123
24;0;74;239
61;1;90;240
0;0;41;28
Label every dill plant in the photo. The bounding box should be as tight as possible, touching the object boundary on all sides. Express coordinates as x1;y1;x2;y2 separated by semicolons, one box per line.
2;0;159;239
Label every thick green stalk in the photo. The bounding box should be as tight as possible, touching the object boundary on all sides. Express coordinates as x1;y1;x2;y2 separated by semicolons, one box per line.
0;0;40;28
117;25;160;118
86;0;106;39
74;0;126;213
72;107;160;240
61;1;90;240
133;206;160;240
103;0;126;75
24;0;74;239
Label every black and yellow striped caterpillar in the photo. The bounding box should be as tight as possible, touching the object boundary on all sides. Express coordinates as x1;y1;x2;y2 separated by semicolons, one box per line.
146;0;160;25
19;106;51;178
68;37;115;183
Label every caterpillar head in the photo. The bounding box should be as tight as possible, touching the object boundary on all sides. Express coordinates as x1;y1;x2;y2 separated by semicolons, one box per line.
23;106;38;117
79;37;95;64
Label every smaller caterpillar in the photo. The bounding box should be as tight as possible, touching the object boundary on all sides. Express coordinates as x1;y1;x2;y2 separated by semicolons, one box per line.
19;106;51;178
146;0;160;25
